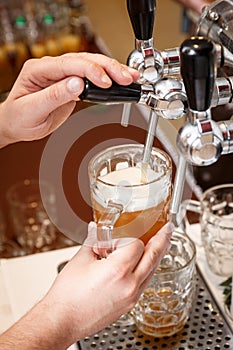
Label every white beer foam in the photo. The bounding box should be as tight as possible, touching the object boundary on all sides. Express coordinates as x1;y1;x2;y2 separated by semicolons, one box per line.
99;166;159;185
93;165;170;212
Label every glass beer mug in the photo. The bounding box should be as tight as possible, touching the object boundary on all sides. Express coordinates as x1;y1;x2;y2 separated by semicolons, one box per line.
133;229;196;337
180;183;233;276
88;144;172;258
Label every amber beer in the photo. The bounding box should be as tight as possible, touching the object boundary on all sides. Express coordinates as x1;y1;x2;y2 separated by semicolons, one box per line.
89;144;172;245
92;193;171;244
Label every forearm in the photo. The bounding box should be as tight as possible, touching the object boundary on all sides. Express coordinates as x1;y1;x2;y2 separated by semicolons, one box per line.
0;298;75;350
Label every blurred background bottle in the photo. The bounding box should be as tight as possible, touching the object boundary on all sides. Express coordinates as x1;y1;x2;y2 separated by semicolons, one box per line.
0;1;30;95
0;0;90;98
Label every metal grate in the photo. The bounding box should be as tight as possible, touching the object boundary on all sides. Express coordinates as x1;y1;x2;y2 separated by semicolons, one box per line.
77;266;233;350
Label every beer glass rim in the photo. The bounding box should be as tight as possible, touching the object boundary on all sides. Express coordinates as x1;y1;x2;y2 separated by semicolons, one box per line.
88;143;172;188
156;230;196;274
200;183;233;218
201;183;233;200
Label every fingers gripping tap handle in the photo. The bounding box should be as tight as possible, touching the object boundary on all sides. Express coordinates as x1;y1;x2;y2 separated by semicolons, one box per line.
180;37;216;111
79;78;141;104
127;0;156;40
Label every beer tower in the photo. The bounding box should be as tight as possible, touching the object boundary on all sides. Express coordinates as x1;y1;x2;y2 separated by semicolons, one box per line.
80;0;233;225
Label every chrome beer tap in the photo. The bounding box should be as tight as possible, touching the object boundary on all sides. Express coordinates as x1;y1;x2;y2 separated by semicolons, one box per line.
126;0;163;85
177;37;233;163
126;0;185;82
177;37;221;167
171;36;233;225
122;0;162;133
122;0;184;132
171;36;219;225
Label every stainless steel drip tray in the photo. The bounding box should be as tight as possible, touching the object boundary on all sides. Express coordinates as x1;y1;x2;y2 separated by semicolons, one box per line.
77;266;233;350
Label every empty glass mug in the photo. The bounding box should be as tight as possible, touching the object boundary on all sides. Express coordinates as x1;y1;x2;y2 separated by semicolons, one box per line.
180;183;233;276
6;179;57;254
132;230;196;337
88;144;172;258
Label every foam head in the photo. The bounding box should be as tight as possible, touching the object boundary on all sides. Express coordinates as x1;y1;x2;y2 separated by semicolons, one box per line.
95;163;171;211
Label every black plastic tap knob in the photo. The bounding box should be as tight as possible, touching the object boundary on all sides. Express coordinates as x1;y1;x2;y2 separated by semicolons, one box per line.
127;0;156;40
180;36;216;111
79;78;141;104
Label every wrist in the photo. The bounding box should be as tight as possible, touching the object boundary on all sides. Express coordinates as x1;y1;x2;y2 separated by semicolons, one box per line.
0;101;15;149
0;296;77;350
33;296;76;349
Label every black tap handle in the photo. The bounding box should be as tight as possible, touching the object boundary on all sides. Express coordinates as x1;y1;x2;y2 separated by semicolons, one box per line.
79;78;141;103
180;36;216;111
127;0;156;40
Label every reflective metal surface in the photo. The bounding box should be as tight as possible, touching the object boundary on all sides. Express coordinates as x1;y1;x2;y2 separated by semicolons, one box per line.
77;266;233;350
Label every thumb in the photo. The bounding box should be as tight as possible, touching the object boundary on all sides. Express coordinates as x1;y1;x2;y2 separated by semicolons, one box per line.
66;77;85;100
84;221;98;248
46;76;84;105
69;222;98;266
23;76;84;119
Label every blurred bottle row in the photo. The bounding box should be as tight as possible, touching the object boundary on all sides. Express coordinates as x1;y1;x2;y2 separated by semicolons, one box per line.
0;0;94;96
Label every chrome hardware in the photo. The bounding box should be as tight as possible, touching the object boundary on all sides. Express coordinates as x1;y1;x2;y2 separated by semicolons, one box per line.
82;1;233;225
177;114;224;166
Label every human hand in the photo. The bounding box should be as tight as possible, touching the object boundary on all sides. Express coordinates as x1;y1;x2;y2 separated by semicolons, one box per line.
42;221;172;347
0;53;139;148
0;221;172;350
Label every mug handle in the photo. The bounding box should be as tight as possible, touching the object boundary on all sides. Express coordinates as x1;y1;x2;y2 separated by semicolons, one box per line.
97;201;123;258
